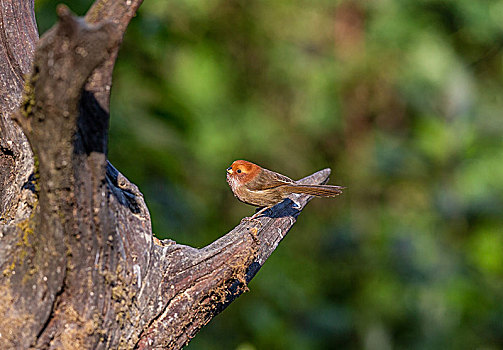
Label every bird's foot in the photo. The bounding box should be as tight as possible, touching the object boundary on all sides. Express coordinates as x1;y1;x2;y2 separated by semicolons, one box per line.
240;207;269;227
251;206;270;219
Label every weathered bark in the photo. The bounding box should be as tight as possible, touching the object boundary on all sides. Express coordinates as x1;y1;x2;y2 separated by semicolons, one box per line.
0;1;335;349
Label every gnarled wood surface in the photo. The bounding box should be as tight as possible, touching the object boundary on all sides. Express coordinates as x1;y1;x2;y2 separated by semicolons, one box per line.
0;1;335;349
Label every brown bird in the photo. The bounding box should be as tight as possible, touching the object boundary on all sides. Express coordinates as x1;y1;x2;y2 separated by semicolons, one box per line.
226;160;344;218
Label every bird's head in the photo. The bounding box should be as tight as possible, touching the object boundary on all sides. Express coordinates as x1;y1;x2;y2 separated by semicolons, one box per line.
226;160;259;185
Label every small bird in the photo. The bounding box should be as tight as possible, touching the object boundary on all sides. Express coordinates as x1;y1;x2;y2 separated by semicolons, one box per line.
226;160;344;218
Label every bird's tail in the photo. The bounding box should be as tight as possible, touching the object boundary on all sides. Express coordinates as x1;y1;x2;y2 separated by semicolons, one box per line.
285;184;344;197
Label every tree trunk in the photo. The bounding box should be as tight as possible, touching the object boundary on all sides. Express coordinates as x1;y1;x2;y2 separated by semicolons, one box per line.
0;1;333;349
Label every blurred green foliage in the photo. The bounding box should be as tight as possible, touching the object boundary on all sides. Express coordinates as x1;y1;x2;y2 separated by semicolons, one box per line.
35;0;503;349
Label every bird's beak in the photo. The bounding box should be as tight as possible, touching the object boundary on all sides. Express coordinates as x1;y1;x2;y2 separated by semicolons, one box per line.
226;167;233;174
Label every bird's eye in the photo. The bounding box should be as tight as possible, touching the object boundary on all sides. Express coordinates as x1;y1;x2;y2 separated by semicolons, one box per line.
237;169;242;173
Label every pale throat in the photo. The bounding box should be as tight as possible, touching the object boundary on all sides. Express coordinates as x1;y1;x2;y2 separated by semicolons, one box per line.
226;174;240;191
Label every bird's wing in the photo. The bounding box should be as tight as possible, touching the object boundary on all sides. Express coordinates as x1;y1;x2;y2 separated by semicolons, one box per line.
246;168;295;191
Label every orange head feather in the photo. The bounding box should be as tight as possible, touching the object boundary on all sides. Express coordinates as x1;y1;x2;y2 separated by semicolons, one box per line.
226;160;261;185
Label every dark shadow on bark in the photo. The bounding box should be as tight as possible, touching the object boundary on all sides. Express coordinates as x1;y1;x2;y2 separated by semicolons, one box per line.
76;90;110;155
